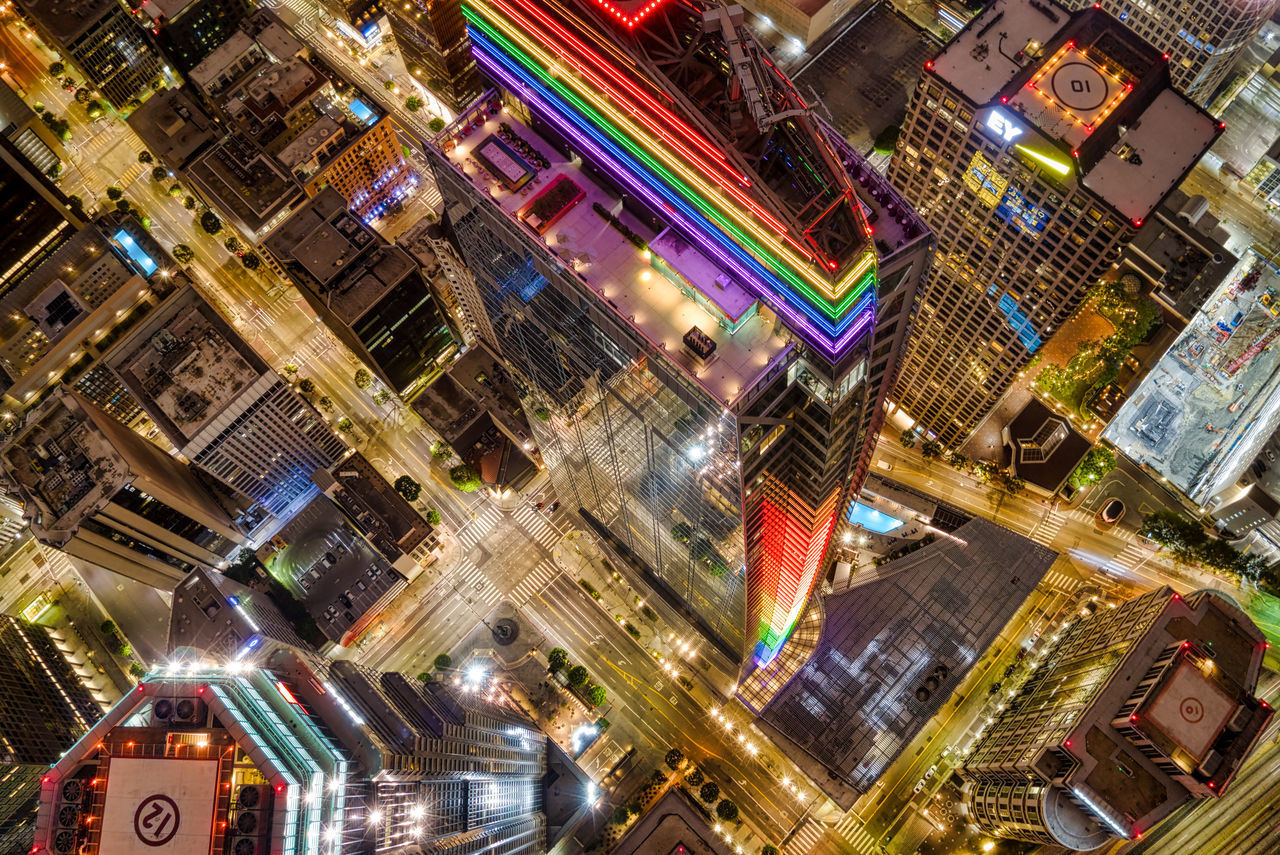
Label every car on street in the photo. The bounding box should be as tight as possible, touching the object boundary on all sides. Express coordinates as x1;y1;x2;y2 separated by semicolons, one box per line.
1098;498;1125;525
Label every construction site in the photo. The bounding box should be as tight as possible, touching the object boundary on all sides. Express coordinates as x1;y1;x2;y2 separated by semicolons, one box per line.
1104;253;1280;505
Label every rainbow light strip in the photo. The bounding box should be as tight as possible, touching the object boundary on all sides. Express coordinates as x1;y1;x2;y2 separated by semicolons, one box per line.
460;0;877;357
747;482;841;664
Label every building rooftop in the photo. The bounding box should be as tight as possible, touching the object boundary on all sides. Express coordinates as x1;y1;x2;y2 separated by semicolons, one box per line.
755;516;1053;809
0;391;130;539
259;496;406;646
933;0;1220;222
313;451;434;564
455;0;911;358
185;134;304;237
793;3;938;153
125;87;218;169
610;788;734;855
17;0;117;44
264;188;416;324
107;285;269;444
438;113;792;407
1005;396;1092;493
1127;189;1236;321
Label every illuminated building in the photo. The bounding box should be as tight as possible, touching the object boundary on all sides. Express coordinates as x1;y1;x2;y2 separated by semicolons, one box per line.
0;615;103;764
959;587;1273;850
0;388;250;589
28;643;562;855
385;0;486;111
0;218;180;424
0;139;82;299
427;0;931;666
265;188;459;397
1056;0;1274;105
180;10;413;236
104;284;347;526
15;0;165;109
137;0;255;75
888;0;1220;445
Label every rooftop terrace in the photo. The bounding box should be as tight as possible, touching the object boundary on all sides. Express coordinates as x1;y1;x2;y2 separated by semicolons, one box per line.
440;110;791;407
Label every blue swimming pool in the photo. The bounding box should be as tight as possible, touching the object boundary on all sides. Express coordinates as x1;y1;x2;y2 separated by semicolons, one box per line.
113;229;156;276
846;501;904;534
348;99;376;125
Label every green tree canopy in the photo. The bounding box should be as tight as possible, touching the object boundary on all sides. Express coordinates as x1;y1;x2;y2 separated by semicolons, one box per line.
105;185;123;201
200;210;222;235
394;475;421;502
241;252;260;270
586;684;607;706
48;62;65;76
1069;444;1117;490
428;117;446;133
431;440;452;459
354;368;373;389
425;509;441;525
151;165;170;182
137;150;153;163
405;96;423;112
433;653;452;671
685;768;704;788
665;748;684;770
449;464;482;492
873;124;901;154
547;647;569;673
567;665;589;687
715;800;739;822
699;782;719;803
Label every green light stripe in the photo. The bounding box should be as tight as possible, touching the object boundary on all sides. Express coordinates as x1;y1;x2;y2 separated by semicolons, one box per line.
465;5;875;321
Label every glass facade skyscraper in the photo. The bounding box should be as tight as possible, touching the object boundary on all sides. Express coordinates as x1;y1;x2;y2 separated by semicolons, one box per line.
427;0;931;665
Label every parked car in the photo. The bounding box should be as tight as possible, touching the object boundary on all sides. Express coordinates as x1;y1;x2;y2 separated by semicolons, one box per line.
1098;498;1125;525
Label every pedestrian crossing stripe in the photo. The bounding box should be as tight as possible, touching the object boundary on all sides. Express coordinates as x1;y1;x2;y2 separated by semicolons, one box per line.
512;506;561;548
452;559;500;604
458;507;502;549
832;814;879;854
789;819;825;854
511;560;561;605
1041;570;1079;592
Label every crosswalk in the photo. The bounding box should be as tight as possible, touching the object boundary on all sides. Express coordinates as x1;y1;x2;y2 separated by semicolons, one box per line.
1041;569;1080;593
1028;511;1065;547
450;558;500;607
832;813;879;854
1106;541;1153;575
510;559;561;606
511;506;562;549
457;506;504;551
788;819;826;854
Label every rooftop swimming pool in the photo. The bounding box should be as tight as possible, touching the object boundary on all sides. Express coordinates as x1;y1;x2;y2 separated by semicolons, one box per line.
846;501;905;534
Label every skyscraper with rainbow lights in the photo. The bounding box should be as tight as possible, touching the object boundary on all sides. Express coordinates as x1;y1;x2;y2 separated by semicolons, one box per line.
426;0;932;671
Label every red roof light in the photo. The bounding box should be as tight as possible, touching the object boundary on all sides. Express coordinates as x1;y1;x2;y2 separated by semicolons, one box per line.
925;60;934;70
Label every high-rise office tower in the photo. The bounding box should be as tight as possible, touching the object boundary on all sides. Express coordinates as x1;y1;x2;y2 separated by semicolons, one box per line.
136;0;255;75
427;0;931;666
888;0;1220;445
1056;0;1275;105
0;139;83;300
28;642;564;855
15;0;166;109
0;615;104;855
0;614;103;764
959;586;1272;850
264;188;459;398
105;283;347;525
384;0;485;111
0;388;251;588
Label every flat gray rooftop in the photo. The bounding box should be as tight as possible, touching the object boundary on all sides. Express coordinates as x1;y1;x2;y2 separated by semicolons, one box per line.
794;4;937;152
